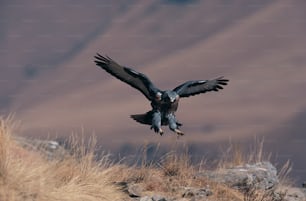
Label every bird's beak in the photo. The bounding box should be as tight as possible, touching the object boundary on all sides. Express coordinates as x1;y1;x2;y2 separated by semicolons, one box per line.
169;94;179;103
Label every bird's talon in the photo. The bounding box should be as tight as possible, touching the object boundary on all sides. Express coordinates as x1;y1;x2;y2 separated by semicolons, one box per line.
151;126;163;135
174;129;184;136
159;129;164;136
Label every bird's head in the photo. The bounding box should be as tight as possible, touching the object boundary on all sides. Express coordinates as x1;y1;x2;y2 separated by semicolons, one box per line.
162;91;179;103
155;91;162;101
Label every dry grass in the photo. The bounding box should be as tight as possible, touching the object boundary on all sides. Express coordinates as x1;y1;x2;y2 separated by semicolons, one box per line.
113;148;247;201
217;138;271;169
0;116;124;201
110;140;291;201
0;116;292;201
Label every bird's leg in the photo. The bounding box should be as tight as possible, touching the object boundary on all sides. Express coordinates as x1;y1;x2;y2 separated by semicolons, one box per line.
151;110;163;135
167;113;184;136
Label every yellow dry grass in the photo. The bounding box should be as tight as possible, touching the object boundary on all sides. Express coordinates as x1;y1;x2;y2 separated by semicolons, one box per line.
0;116;291;201
0;116;124;201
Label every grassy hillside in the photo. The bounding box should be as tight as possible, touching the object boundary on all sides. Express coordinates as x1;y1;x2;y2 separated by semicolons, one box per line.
0;116;294;201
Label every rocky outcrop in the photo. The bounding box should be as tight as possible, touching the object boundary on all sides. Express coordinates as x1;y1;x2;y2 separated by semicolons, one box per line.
196;162;278;191
14;136;67;159
121;162;306;201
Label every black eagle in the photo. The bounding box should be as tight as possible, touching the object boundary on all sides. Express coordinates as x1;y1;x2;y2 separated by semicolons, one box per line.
94;53;229;136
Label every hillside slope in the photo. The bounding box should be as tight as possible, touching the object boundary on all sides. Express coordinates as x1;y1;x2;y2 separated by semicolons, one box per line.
1;117;306;201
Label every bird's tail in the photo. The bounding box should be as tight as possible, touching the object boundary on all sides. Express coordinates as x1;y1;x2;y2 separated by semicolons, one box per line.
130;111;153;125
130;111;182;127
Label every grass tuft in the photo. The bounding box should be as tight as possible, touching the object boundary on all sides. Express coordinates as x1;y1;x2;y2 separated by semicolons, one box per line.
0;116;124;201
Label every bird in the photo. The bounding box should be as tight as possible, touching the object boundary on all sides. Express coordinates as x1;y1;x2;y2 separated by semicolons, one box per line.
94;53;229;136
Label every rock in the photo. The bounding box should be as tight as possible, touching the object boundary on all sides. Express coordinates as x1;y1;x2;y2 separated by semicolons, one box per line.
14;136;67;160
140;196;153;201
128;183;143;197
196;162;278;191
278;187;306;201
139;195;168;201
152;195;167;201
182;187;212;199
116;182;143;198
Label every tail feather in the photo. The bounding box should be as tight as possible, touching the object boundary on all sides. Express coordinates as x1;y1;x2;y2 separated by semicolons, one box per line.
130;111;183;127
130;112;152;125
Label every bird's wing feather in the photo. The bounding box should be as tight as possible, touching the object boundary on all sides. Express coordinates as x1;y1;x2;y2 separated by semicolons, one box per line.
173;76;229;98
94;53;159;100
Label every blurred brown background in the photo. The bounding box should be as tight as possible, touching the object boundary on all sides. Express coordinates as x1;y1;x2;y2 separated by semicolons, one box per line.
1;0;306;183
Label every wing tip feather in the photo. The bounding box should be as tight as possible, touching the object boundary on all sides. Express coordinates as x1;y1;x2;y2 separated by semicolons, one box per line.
94;53;113;67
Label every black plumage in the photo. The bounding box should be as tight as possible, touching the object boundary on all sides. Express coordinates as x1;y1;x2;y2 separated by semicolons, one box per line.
94;53;229;136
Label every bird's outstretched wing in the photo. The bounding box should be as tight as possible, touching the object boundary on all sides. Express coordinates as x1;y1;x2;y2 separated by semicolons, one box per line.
94;53;159;100
173;77;229;98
